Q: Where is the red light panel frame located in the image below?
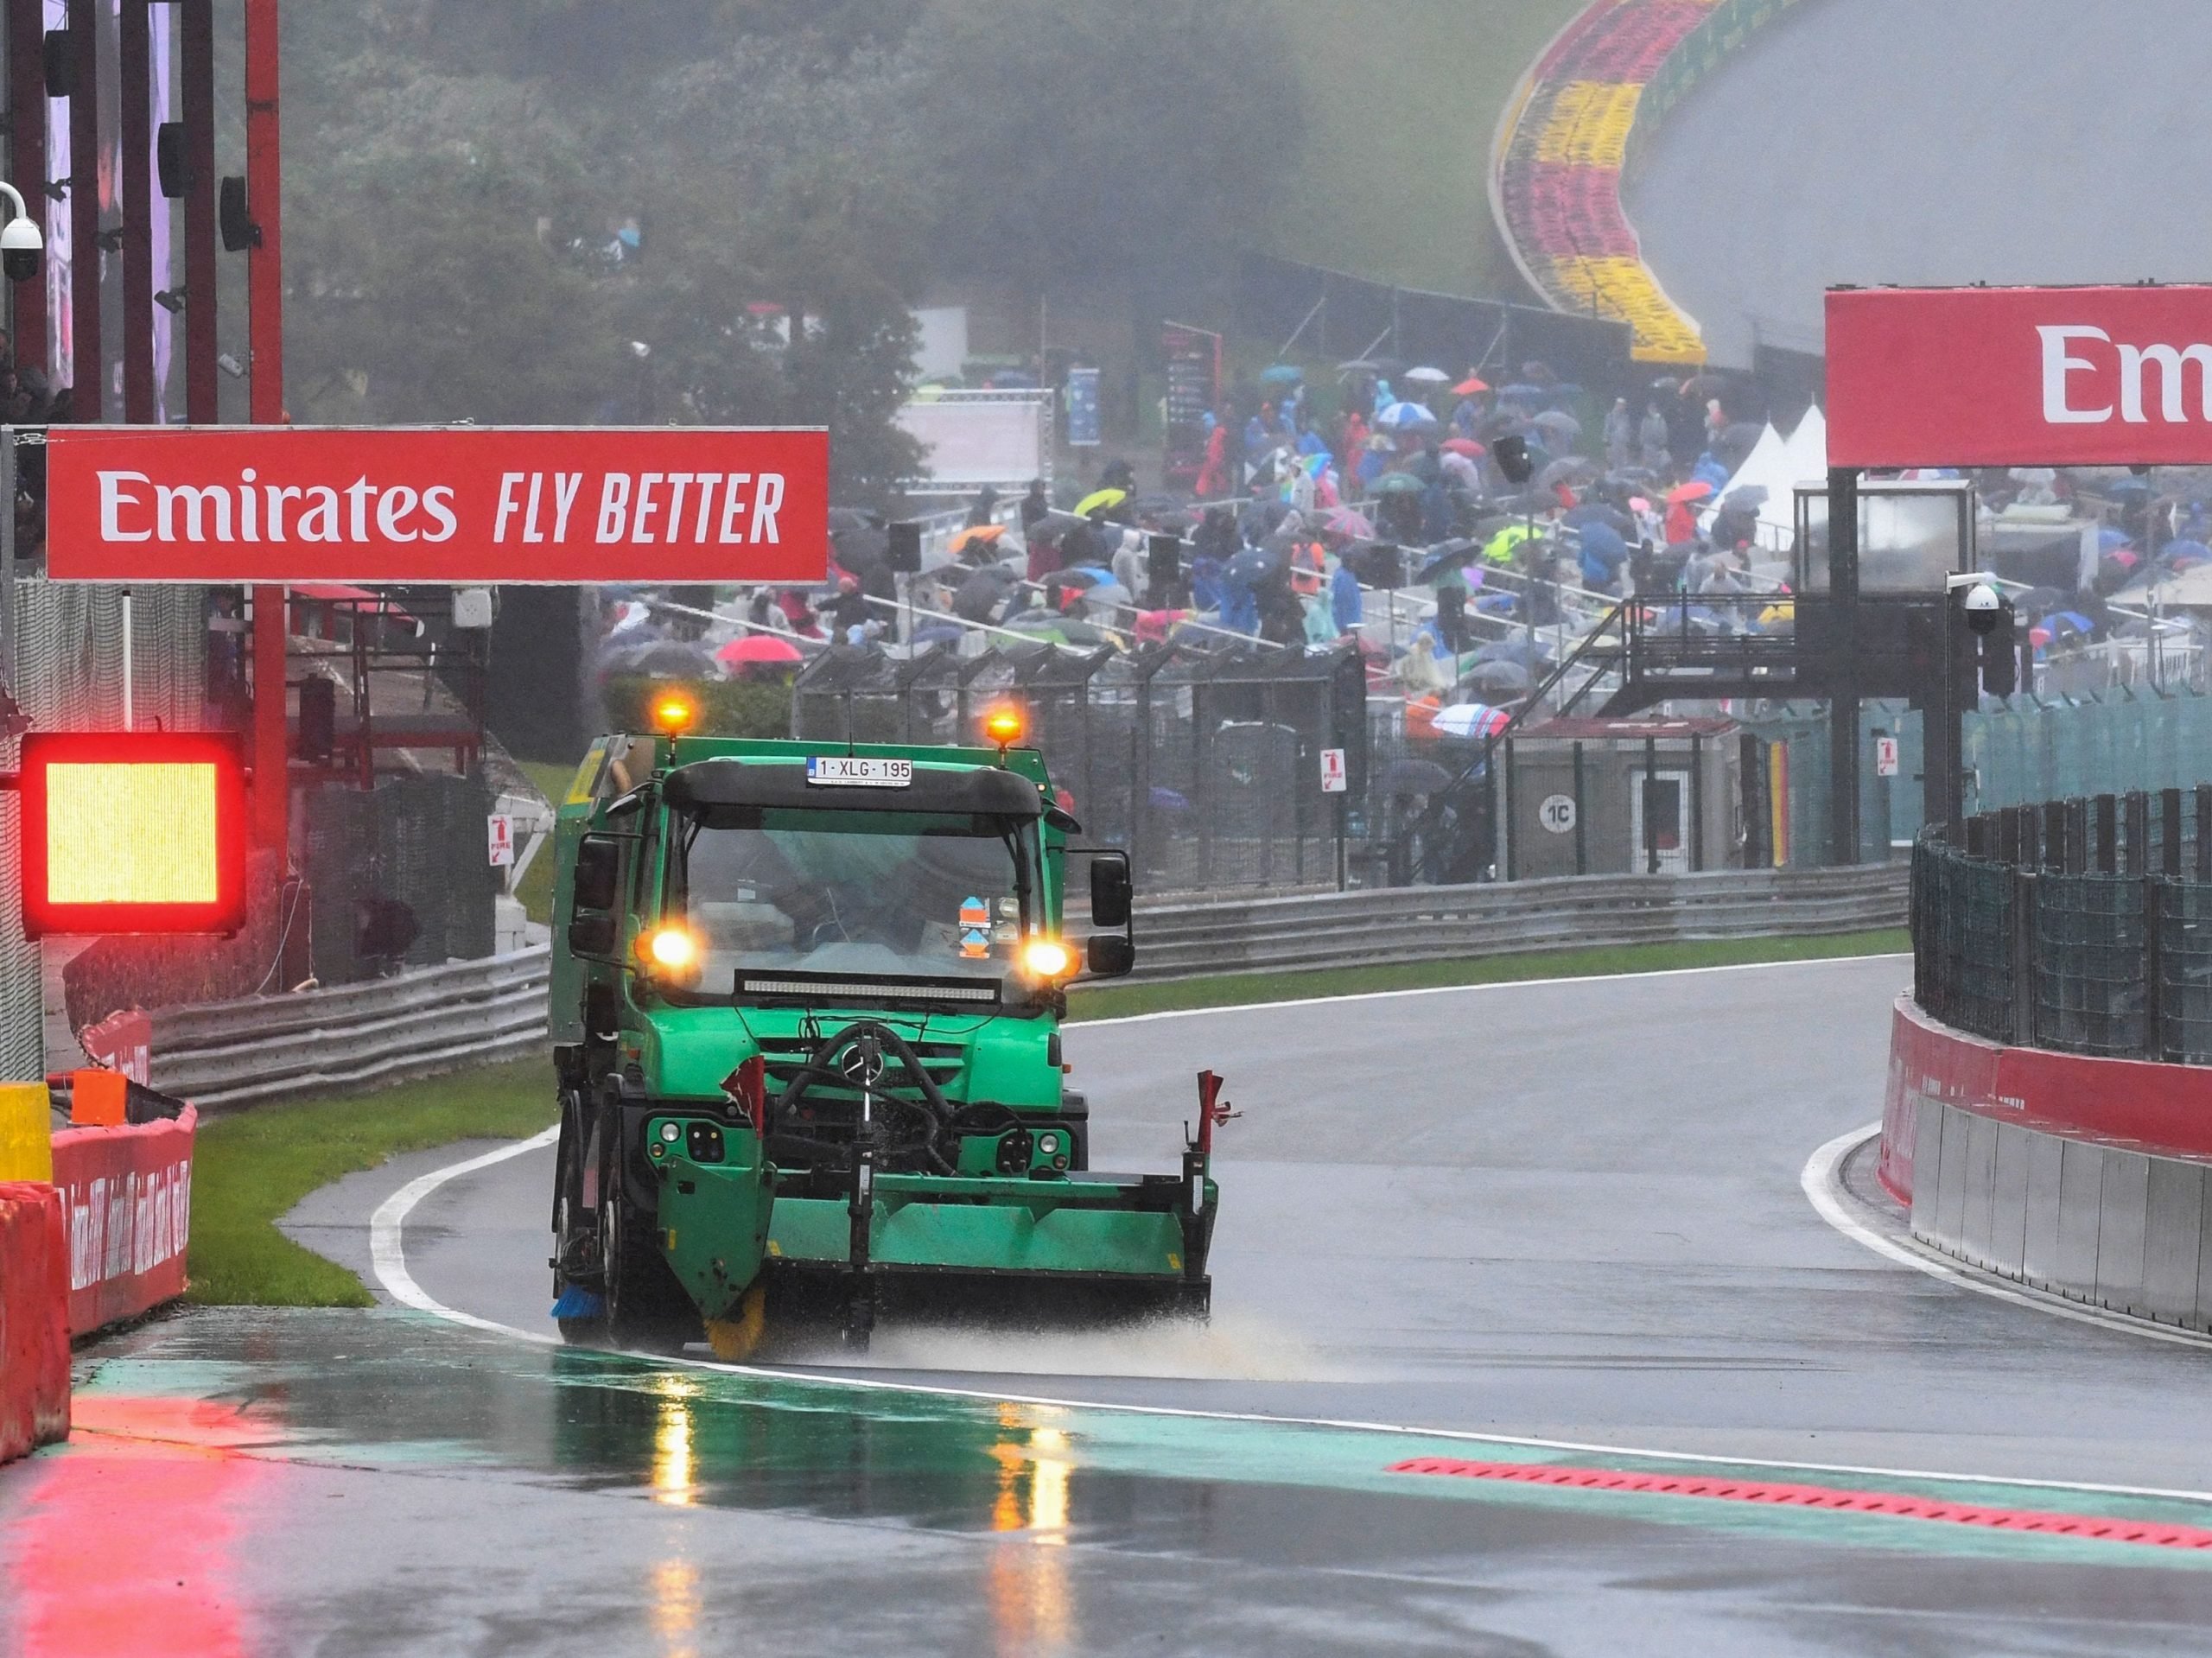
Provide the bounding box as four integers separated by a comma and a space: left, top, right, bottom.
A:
19, 731, 249, 938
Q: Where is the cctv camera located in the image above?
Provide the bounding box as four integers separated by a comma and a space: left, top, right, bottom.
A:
2, 215, 42, 283
1962, 581, 2002, 635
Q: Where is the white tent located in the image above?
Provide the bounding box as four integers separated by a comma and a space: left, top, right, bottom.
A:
1704, 422, 1794, 545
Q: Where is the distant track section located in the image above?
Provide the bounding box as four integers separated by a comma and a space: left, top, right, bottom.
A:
1492, 0, 1808, 365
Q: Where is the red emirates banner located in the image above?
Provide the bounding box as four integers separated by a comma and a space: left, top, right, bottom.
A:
1829, 285, 2212, 468
44, 425, 830, 582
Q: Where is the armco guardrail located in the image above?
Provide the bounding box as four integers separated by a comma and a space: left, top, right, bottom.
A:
1128, 863, 1907, 980
149, 947, 550, 1110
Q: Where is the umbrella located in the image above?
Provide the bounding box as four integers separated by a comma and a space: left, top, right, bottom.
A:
1441, 438, 1487, 459
1376, 401, 1439, 431
1452, 377, 1490, 397
1465, 659, 1533, 694
1402, 365, 1452, 384
953, 567, 1019, 621
1532, 410, 1582, 443
1080, 581, 1134, 609
715, 634, 804, 668
1414, 539, 1478, 583
1259, 364, 1305, 385
1323, 507, 1375, 540
1055, 566, 1111, 588
1563, 503, 1634, 537
2162, 539, 2212, 564
1373, 472, 1426, 496
1719, 486, 1770, 514
949, 523, 1005, 556
1471, 637, 1542, 667
1075, 487, 1128, 518
2107, 548, 2141, 569
1497, 383, 1547, 407
1382, 758, 1454, 794
1225, 549, 1281, 587
2048, 610, 2094, 636
1537, 456, 1599, 489
1430, 702, 1511, 740
1665, 480, 1715, 505
604, 640, 718, 679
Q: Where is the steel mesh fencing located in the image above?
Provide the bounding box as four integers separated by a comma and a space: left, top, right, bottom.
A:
0, 578, 209, 1081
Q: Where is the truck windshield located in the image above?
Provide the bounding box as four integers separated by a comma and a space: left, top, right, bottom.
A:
672, 809, 1035, 982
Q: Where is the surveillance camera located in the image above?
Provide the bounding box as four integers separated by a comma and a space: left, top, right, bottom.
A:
1, 214, 42, 283
1962, 581, 2002, 634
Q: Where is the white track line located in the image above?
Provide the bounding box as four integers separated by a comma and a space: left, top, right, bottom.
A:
1073, 949, 1909, 1027
1801, 1121, 2212, 1352
370, 1126, 560, 1344
372, 1117, 2212, 1509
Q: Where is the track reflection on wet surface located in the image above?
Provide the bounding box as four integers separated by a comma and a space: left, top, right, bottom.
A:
9, 1308, 2212, 1657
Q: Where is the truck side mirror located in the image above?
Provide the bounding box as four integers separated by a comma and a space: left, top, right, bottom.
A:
567, 913, 617, 957
573, 835, 620, 913
1086, 934, 1135, 978
1090, 860, 1132, 930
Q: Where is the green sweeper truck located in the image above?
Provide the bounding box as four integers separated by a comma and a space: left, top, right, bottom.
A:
543, 700, 1230, 1358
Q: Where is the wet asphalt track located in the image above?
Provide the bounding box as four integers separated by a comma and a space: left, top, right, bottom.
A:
1622, 0, 2212, 368
17, 955, 2212, 1656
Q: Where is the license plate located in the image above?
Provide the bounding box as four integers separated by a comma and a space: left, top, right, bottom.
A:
805, 756, 913, 789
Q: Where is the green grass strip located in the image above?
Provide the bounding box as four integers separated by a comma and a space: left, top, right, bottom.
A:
1067, 929, 1910, 1020
187, 1058, 558, 1307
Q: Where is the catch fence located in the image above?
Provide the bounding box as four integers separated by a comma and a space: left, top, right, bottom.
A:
1914, 788, 2212, 1064
0, 577, 208, 1082
792, 640, 1374, 894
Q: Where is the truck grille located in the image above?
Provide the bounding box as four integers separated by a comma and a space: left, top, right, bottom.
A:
755, 1036, 968, 1102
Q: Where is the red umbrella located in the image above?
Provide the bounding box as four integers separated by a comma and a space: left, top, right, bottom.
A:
1441, 438, 1487, 459
715, 634, 804, 668
1452, 377, 1490, 397
1664, 480, 1715, 505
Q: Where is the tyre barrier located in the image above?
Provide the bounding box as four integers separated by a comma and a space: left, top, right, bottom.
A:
0, 1181, 70, 1465
1882, 996, 2212, 1331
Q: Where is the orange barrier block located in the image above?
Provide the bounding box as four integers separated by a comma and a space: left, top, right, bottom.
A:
69, 1069, 127, 1128
0, 1181, 72, 1464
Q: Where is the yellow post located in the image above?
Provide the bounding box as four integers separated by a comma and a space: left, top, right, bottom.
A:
0, 1082, 54, 1183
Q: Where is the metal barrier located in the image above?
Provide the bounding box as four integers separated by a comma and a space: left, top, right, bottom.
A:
150, 947, 550, 1110
1912, 787, 2212, 1064
148, 861, 1903, 1106
1127, 862, 1905, 980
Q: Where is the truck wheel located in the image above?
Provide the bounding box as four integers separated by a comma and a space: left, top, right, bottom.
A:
601, 1178, 701, 1355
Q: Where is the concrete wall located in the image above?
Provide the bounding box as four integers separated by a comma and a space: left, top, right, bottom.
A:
1884, 994, 2212, 1331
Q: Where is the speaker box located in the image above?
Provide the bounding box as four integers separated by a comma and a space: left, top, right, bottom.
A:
1146, 533, 1181, 592
887, 521, 924, 574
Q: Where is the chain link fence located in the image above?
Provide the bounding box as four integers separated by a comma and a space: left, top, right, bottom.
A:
0, 579, 210, 1081
1915, 786, 2212, 1064
792, 640, 1370, 894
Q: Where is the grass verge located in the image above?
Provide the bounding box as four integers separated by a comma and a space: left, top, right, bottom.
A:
1067, 928, 1910, 1021
1266, 0, 1586, 298
186, 1058, 558, 1307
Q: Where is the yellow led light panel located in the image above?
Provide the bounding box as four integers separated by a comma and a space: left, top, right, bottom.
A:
44, 761, 221, 905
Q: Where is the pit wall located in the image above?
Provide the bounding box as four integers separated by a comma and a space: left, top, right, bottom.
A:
1491, 0, 1808, 365
1882, 998, 2212, 1331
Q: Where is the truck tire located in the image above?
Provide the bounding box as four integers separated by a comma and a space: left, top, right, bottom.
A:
600, 1173, 700, 1355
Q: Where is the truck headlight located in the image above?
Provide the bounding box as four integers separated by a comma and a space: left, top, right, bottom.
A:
1022, 938, 1072, 980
